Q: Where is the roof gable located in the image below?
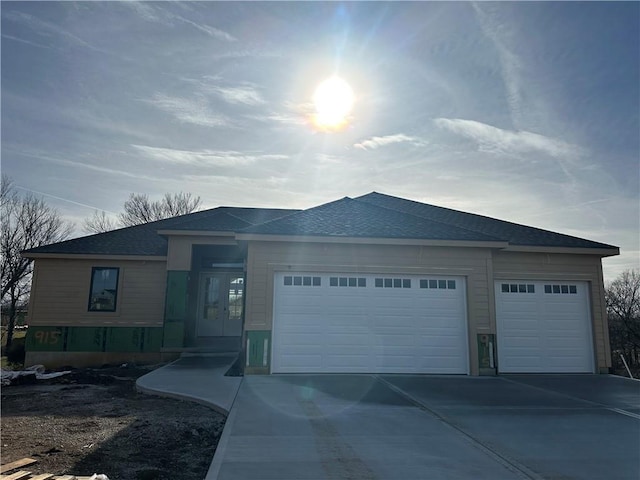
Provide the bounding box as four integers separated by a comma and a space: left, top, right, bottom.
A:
240, 197, 502, 242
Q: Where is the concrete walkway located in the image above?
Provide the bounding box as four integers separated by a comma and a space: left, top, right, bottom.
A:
136, 354, 242, 415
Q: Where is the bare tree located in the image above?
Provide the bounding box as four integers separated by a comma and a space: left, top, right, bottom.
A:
1, 176, 73, 350
82, 192, 202, 233
118, 192, 202, 227
606, 270, 640, 374
83, 210, 119, 235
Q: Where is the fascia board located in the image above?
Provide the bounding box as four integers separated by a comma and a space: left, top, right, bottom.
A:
235, 233, 508, 249
503, 245, 620, 257
21, 253, 168, 261
157, 229, 236, 237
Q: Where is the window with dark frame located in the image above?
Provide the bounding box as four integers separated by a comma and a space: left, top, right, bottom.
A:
420, 279, 456, 289
88, 267, 119, 312
502, 283, 535, 294
285, 275, 321, 287
544, 284, 578, 295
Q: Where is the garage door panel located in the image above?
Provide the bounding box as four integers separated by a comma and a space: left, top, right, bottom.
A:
496, 280, 593, 373
324, 315, 369, 327
325, 333, 370, 345
416, 336, 467, 348
373, 338, 416, 351
273, 273, 468, 374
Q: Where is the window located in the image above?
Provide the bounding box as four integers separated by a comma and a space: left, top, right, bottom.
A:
375, 278, 411, 288
284, 276, 321, 287
88, 267, 119, 312
331, 276, 366, 287
421, 279, 456, 290
502, 283, 534, 294
544, 284, 578, 295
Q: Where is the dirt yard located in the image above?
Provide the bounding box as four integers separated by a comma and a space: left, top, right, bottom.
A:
1, 365, 227, 480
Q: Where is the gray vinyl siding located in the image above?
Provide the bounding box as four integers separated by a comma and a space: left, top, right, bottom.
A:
492, 251, 610, 371
28, 258, 167, 327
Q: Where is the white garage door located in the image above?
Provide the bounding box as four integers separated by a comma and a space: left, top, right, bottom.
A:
272, 273, 468, 374
495, 281, 594, 373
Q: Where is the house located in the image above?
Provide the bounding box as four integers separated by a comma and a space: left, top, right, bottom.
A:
22, 192, 619, 375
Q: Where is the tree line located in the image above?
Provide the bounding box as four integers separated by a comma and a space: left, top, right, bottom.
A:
83, 192, 201, 234
606, 270, 640, 376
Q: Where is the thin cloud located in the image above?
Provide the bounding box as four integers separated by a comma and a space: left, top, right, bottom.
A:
3, 11, 106, 54
16, 150, 159, 181
210, 48, 284, 60
434, 118, 582, 158
132, 145, 288, 166
354, 134, 427, 150
14, 185, 118, 214
211, 85, 265, 106
472, 3, 525, 128
1, 33, 51, 49
176, 15, 237, 42
122, 2, 236, 42
145, 94, 230, 127
248, 113, 306, 126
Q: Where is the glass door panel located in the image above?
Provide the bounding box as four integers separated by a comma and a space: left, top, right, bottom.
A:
228, 277, 244, 321
197, 275, 223, 337
224, 276, 244, 336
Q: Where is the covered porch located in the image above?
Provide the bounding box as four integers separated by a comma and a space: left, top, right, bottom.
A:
162, 240, 247, 354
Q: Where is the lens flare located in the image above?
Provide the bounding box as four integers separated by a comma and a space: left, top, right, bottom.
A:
311, 76, 354, 131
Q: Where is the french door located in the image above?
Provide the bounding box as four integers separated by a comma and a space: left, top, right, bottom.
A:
197, 273, 244, 337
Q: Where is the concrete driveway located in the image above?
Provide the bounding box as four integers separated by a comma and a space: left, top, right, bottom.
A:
207, 374, 640, 480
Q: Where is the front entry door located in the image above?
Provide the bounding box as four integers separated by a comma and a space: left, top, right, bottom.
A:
197, 273, 244, 337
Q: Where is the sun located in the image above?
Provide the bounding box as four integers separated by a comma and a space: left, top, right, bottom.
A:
311, 76, 354, 131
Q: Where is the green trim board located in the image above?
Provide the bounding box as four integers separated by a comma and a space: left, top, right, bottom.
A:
162, 270, 189, 347
477, 333, 496, 369
26, 326, 164, 353
162, 321, 184, 348
165, 271, 189, 320
246, 330, 271, 368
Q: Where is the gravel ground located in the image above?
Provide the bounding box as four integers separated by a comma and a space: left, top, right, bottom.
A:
1, 365, 226, 480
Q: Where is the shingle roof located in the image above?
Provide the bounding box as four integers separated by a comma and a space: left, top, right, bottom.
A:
356, 192, 616, 250
240, 197, 502, 242
23, 207, 297, 256
163, 207, 296, 232
23, 192, 617, 257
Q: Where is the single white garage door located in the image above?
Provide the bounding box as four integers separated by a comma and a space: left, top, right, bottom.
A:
495, 281, 594, 373
272, 272, 468, 374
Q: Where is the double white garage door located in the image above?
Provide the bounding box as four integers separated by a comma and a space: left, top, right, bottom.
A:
271, 273, 594, 374
272, 272, 469, 374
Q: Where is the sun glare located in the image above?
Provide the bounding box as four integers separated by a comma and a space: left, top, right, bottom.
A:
312, 76, 354, 131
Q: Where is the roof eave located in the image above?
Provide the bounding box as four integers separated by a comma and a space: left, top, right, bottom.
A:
22, 253, 168, 261
502, 245, 620, 257
157, 229, 237, 237
235, 233, 508, 248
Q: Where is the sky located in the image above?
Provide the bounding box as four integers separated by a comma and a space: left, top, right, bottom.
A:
1, 1, 638, 281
